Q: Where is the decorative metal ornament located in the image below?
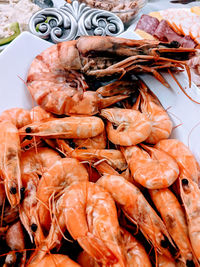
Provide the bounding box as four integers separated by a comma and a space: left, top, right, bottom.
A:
29, 0, 124, 43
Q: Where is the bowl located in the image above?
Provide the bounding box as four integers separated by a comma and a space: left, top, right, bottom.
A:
78, 0, 148, 24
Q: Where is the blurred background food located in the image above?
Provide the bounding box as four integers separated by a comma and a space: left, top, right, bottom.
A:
78, 0, 148, 24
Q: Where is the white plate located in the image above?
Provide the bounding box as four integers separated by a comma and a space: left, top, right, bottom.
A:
1, 31, 200, 163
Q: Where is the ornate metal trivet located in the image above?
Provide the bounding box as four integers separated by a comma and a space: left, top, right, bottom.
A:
29, 0, 124, 43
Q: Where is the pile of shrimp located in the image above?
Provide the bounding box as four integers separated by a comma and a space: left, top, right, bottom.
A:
0, 36, 200, 267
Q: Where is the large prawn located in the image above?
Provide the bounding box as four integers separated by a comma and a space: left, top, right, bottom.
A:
97, 174, 174, 259
27, 36, 195, 115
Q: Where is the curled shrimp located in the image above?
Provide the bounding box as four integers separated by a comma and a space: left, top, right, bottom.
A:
97, 174, 174, 258
19, 116, 105, 139
135, 82, 173, 144
36, 158, 89, 234
122, 144, 179, 189
27, 36, 194, 115
19, 147, 61, 243
180, 177, 200, 264
27, 254, 81, 267
155, 139, 199, 184
63, 181, 126, 266
100, 108, 152, 146
0, 121, 22, 206
149, 188, 193, 263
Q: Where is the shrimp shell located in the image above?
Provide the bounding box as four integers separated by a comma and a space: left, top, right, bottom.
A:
149, 188, 193, 263
19, 116, 105, 139
97, 174, 174, 258
155, 139, 199, 184
122, 145, 179, 189
63, 181, 126, 266
101, 108, 152, 146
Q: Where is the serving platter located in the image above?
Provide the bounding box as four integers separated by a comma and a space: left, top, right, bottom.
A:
0, 30, 200, 163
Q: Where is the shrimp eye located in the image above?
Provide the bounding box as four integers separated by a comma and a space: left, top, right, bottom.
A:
25, 127, 32, 133
170, 41, 180, 48
186, 260, 195, 267
160, 239, 168, 248
38, 174, 42, 179
182, 178, 189, 186
10, 187, 17, 194
81, 147, 87, 150
68, 139, 76, 149
31, 223, 38, 232
20, 187, 25, 202
112, 124, 118, 130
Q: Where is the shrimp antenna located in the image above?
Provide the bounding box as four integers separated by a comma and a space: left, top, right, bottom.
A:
168, 69, 200, 104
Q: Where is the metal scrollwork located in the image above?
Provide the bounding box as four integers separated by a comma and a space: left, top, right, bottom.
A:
29, 0, 124, 43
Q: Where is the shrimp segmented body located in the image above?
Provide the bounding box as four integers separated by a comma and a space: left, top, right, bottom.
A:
19, 147, 61, 243
155, 139, 199, 184
36, 158, 89, 233
97, 174, 174, 258
122, 144, 179, 189
0, 121, 22, 206
136, 82, 173, 144
180, 177, 200, 263
101, 108, 152, 146
63, 181, 126, 266
27, 36, 195, 115
149, 188, 193, 263
19, 116, 105, 139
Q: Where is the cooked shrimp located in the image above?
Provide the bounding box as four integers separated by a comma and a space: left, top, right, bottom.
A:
97, 174, 174, 258
155, 139, 199, 184
0, 121, 22, 206
36, 158, 89, 233
136, 82, 173, 144
19, 147, 61, 243
63, 181, 126, 266
27, 36, 194, 115
100, 108, 151, 146
149, 188, 193, 263
0, 108, 31, 129
122, 144, 179, 189
179, 177, 200, 264
27, 254, 81, 267
19, 116, 105, 139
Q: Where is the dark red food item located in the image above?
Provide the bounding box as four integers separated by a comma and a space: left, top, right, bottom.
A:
154, 20, 182, 42
135, 14, 160, 35
135, 15, 196, 48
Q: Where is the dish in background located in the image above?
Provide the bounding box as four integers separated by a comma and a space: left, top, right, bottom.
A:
77, 0, 148, 24
0, 31, 200, 163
